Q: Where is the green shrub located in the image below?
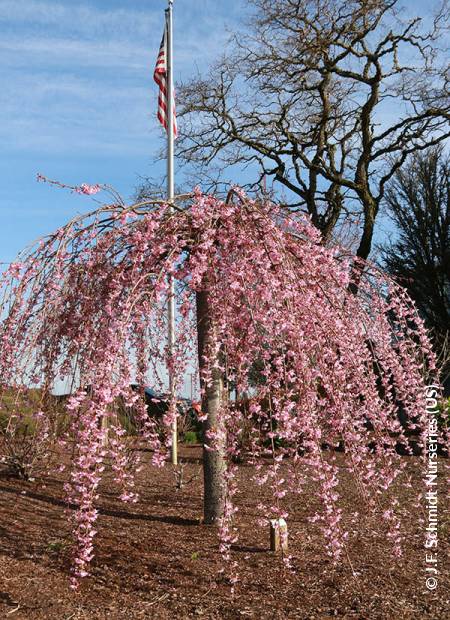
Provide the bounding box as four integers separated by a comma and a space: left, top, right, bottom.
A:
183, 431, 198, 444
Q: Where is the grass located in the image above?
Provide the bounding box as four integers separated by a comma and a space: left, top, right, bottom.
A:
183, 431, 199, 444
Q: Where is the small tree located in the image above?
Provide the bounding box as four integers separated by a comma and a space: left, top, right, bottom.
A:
0, 181, 443, 587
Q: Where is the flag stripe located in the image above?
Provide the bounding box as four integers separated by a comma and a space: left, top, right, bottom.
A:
153, 28, 177, 136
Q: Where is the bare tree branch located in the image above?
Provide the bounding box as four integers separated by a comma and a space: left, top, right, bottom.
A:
176, 0, 450, 259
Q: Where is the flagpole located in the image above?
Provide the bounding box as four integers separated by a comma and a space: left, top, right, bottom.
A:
166, 0, 177, 465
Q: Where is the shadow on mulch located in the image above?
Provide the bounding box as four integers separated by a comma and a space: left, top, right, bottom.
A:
0, 483, 199, 526
231, 544, 266, 554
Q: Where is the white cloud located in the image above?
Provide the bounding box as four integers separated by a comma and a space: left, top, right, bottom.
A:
0, 0, 159, 39
0, 0, 236, 62
0, 36, 150, 70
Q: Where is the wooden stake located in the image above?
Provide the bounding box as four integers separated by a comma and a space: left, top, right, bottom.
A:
101, 414, 109, 447
270, 518, 288, 553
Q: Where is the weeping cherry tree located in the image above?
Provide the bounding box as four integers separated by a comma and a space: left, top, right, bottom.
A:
0, 179, 444, 587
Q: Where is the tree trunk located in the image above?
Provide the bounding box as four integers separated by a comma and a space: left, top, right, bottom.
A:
196, 289, 226, 524
349, 198, 377, 295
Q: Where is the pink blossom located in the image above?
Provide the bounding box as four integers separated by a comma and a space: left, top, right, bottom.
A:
76, 183, 102, 195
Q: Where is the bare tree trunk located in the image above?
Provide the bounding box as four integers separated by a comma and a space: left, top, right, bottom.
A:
196, 289, 226, 524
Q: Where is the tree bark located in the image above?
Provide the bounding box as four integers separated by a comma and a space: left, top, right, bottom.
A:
196, 289, 226, 524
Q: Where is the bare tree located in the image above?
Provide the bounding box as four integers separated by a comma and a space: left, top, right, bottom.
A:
177, 0, 450, 262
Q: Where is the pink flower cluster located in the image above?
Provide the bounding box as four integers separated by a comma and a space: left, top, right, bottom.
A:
75, 183, 102, 196
36, 173, 102, 196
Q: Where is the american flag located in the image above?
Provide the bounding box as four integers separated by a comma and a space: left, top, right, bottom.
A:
153, 26, 177, 137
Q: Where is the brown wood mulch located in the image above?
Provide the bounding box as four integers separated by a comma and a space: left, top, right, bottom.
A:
0, 445, 448, 619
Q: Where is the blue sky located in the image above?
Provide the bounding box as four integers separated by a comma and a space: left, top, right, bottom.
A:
0, 0, 442, 264
0, 0, 243, 263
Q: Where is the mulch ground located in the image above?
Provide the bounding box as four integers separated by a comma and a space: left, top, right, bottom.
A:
0, 444, 448, 619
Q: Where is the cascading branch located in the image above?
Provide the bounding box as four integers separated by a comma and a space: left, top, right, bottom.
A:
0, 182, 444, 588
